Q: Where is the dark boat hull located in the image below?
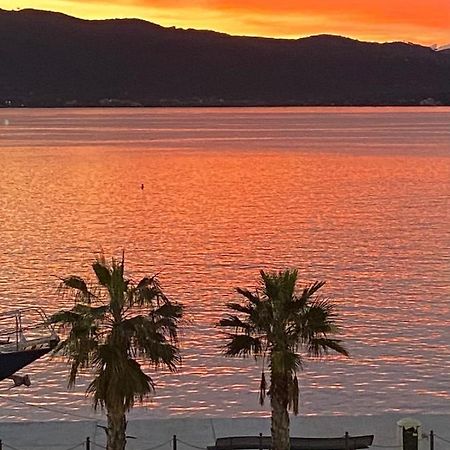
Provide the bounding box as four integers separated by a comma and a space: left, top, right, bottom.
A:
0, 348, 51, 380
207, 435, 375, 450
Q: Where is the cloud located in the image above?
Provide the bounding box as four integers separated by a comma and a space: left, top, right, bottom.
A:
91, 0, 450, 28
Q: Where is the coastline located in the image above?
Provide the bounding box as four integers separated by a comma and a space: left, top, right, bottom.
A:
1, 101, 448, 108
1, 414, 449, 449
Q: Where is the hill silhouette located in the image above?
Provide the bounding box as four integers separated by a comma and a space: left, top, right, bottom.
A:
1, 8, 449, 106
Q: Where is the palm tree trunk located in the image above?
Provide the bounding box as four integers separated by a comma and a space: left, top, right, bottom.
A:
270, 374, 290, 450
106, 409, 127, 450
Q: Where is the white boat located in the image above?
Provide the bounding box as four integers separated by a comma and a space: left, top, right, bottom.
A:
0, 307, 59, 381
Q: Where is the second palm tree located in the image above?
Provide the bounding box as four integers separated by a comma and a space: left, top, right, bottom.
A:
219, 269, 349, 450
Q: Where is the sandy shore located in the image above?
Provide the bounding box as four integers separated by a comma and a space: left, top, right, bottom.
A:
0, 414, 448, 450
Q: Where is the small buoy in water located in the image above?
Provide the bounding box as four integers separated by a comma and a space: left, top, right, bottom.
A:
3, 119, 9, 126
141, 183, 144, 190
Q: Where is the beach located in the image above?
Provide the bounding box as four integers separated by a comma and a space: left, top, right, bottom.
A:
1, 415, 449, 449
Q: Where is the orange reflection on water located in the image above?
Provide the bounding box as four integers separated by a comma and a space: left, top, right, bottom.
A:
0, 107, 449, 419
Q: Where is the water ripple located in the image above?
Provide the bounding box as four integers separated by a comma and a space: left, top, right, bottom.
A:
0, 107, 449, 420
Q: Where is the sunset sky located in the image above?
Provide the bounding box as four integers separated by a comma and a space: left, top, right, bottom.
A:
2, 0, 450, 46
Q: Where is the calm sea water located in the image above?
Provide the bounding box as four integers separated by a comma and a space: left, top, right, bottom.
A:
0, 107, 449, 421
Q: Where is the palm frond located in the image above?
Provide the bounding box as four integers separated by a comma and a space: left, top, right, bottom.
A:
279, 269, 298, 301
92, 261, 112, 288
121, 315, 181, 370
235, 288, 260, 305
296, 298, 338, 339
142, 339, 181, 371
298, 281, 326, 305
218, 315, 252, 332
259, 371, 267, 405
136, 276, 156, 290
107, 259, 128, 315
49, 310, 82, 325
87, 344, 154, 411
60, 276, 89, 293
225, 302, 254, 315
50, 305, 109, 331
307, 337, 349, 358
54, 328, 100, 387
154, 303, 183, 321
59, 276, 95, 303
71, 303, 110, 319
288, 374, 299, 415
223, 334, 263, 358
133, 276, 168, 304
310, 296, 336, 316
127, 302, 182, 340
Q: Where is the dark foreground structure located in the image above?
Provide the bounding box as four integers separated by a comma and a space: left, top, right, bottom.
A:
0, 8, 449, 107
0, 348, 52, 380
207, 434, 374, 450
0, 308, 58, 381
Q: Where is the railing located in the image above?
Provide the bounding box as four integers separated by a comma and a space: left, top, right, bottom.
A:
0, 307, 57, 352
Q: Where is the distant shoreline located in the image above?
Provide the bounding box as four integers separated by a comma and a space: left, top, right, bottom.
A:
1, 102, 448, 109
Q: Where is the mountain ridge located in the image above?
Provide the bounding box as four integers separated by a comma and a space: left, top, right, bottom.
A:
0, 8, 449, 106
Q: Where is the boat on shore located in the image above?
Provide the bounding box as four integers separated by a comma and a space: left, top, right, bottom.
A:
0, 307, 59, 381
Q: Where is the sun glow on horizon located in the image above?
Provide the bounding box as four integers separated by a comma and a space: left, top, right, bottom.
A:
2, 0, 449, 46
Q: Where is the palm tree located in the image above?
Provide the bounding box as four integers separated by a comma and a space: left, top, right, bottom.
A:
50, 254, 182, 450
218, 269, 348, 450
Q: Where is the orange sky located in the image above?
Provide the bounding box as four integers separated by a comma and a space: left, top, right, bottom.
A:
3, 0, 450, 46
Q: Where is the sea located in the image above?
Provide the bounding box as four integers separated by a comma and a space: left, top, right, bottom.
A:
0, 107, 449, 421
